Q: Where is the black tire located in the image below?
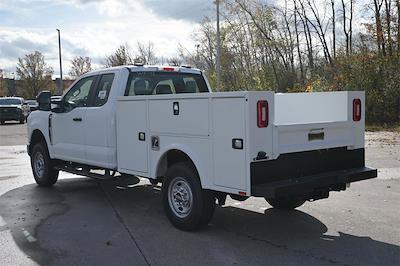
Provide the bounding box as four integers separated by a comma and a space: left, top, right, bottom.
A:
31, 142, 59, 187
162, 162, 215, 231
265, 197, 305, 210
0, 120, 5, 125
20, 119, 25, 124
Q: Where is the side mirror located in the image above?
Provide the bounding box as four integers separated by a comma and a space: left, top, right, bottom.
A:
36, 91, 51, 111
51, 97, 64, 113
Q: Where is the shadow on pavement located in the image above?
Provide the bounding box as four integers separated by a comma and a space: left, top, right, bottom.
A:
0, 177, 398, 266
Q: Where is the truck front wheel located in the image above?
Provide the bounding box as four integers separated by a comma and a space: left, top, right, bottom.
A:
31, 142, 59, 187
162, 162, 215, 231
265, 197, 305, 210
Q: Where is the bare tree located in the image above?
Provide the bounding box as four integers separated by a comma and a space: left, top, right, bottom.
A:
167, 57, 183, 66
137, 41, 157, 65
384, 0, 393, 55
397, 0, 400, 54
69, 56, 92, 79
396, 0, 400, 56
16, 51, 54, 98
105, 44, 133, 67
305, 0, 333, 64
331, 0, 336, 59
297, 0, 314, 70
342, 0, 350, 55
374, 0, 385, 55
294, 0, 305, 81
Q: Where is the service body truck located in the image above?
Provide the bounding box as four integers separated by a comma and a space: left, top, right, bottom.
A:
27, 65, 377, 230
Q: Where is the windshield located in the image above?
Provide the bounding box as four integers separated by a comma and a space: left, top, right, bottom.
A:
125, 72, 209, 96
0, 98, 22, 105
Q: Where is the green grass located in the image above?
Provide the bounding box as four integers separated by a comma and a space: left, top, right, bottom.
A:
365, 123, 400, 132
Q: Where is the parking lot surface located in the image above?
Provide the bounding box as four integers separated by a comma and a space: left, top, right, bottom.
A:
0, 123, 399, 265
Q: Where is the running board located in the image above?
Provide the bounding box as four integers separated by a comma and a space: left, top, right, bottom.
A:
54, 165, 115, 180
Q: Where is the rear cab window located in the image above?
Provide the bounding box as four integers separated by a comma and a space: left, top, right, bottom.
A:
124, 71, 209, 96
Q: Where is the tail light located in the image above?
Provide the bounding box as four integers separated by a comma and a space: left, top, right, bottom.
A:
353, 99, 361, 121
257, 100, 269, 128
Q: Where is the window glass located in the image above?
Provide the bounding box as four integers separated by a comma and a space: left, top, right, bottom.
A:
125, 72, 208, 96
0, 98, 22, 105
63, 76, 96, 111
93, 74, 115, 106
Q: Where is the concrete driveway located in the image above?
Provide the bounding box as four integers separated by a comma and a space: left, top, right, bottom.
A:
0, 123, 399, 265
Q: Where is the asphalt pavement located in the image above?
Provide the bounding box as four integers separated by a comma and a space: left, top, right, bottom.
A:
0, 123, 399, 266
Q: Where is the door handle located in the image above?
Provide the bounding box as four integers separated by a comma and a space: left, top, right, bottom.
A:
73, 117, 82, 122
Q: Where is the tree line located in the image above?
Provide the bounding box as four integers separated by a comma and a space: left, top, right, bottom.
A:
180, 0, 399, 124
2, 0, 398, 124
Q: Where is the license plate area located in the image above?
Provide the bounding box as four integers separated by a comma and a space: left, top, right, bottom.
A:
308, 132, 324, 141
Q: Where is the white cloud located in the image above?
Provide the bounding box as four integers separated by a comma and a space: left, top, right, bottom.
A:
0, 0, 206, 77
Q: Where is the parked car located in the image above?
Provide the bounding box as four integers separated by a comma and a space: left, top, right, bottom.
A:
25, 99, 39, 112
27, 65, 377, 231
0, 97, 29, 124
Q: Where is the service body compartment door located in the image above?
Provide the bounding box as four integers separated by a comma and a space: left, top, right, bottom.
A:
117, 100, 148, 174
148, 98, 209, 136
212, 97, 247, 190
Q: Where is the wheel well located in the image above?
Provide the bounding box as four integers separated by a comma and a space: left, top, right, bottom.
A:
29, 130, 47, 155
156, 149, 199, 179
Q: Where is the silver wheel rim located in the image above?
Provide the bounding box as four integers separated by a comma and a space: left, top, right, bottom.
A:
168, 177, 193, 218
34, 151, 45, 178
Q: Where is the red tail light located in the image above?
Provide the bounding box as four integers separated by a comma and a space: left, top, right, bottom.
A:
257, 100, 269, 128
353, 99, 361, 121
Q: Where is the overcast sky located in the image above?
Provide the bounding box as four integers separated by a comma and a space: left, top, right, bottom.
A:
0, 0, 370, 78
0, 0, 214, 77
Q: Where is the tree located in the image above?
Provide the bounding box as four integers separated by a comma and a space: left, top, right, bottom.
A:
331, 0, 336, 59
105, 44, 133, 67
374, 0, 385, 55
136, 41, 157, 65
16, 51, 54, 99
69, 56, 92, 79
167, 57, 183, 66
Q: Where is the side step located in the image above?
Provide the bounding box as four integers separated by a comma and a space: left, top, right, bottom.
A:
54, 165, 116, 180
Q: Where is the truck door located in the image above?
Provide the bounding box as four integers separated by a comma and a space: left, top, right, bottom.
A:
116, 78, 149, 174
52, 75, 97, 163
83, 73, 116, 169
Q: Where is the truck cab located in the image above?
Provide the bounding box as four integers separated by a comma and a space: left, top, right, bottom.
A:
27, 65, 377, 231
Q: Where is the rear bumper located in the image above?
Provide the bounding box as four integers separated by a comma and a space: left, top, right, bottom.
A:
251, 167, 377, 198
250, 147, 377, 199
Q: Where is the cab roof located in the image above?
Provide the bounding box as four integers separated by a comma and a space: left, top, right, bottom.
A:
87, 65, 202, 75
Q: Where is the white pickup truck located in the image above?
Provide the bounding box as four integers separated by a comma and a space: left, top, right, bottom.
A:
27, 65, 377, 230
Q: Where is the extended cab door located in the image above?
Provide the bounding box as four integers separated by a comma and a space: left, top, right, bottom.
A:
51, 75, 97, 163
83, 73, 116, 169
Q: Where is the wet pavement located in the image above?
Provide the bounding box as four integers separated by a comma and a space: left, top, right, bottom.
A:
0, 124, 399, 266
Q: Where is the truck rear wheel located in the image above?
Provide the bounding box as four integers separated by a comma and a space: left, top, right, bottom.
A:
31, 142, 59, 187
265, 197, 305, 210
162, 162, 215, 231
